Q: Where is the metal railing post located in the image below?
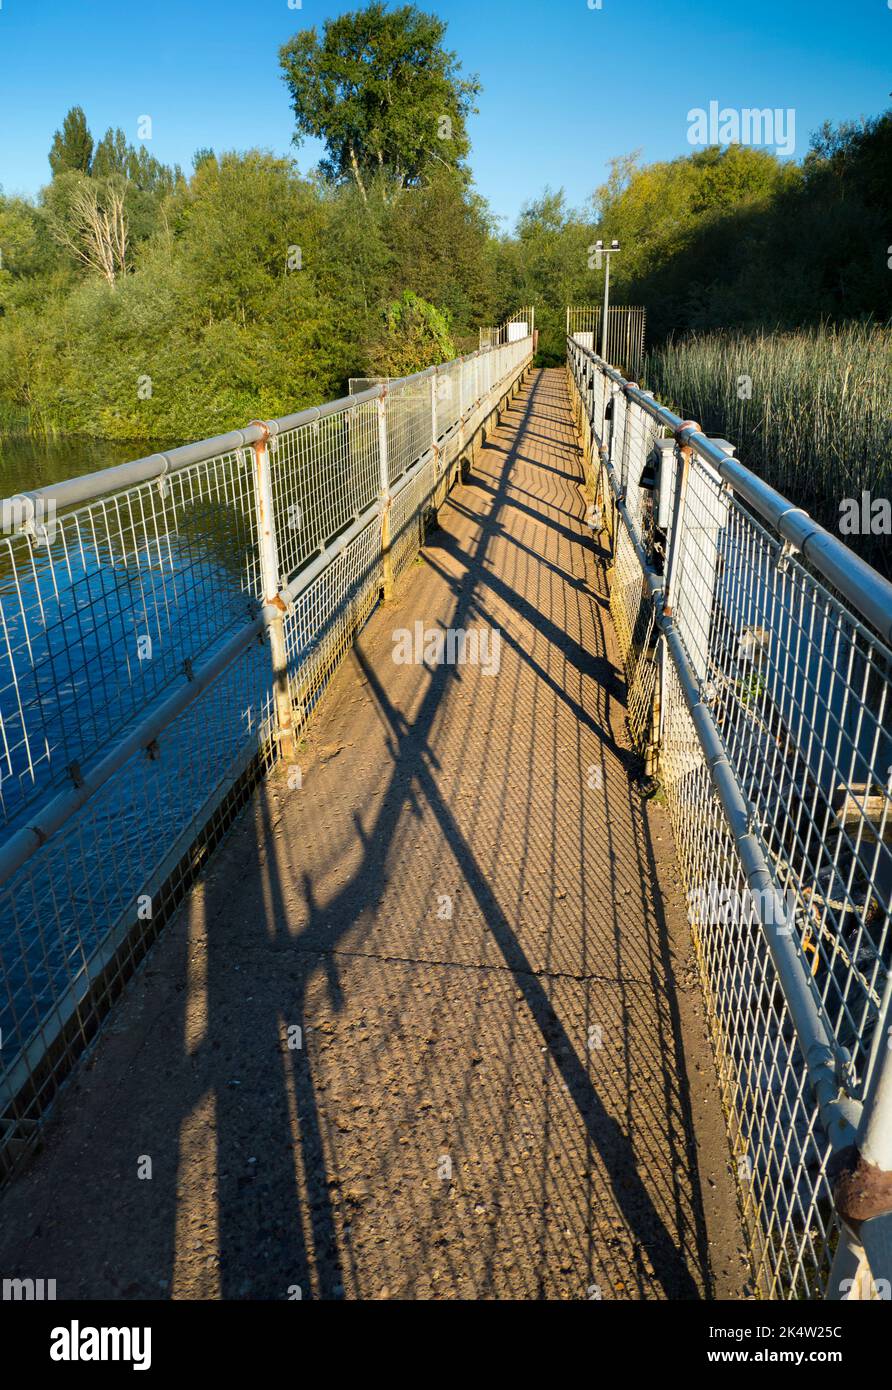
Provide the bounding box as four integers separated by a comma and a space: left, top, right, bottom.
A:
250, 422, 295, 763
827, 1221, 869, 1298
661, 420, 700, 619
606, 380, 620, 470
830, 973, 892, 1295
431, 367, 439, 453
377, 390, 394, 602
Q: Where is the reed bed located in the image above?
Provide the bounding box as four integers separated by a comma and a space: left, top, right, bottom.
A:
644, 323, 892, 577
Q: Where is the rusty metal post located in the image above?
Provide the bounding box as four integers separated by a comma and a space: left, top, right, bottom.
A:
642, 635, 665, 782
250, 423, 295, 762
431, 368, 439, 452
377, 390, 394, 602
430, 368, 442, 525
830, 973, 892, 1295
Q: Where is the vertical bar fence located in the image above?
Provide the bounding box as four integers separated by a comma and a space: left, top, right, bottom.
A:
567, 305, 646, 379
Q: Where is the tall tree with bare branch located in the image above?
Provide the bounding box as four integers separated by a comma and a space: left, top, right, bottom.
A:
49, 178, 129, 285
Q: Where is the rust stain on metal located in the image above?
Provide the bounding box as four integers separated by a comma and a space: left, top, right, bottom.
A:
831, 1145, 892, 1224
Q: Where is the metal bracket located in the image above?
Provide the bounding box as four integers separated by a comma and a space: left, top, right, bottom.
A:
777, 538, 800, 573
835, 1047, 857, 1092
274, 586, 294, 616
154, 454, 170, 500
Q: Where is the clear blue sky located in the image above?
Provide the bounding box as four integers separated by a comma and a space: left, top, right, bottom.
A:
0, 0, 888, 227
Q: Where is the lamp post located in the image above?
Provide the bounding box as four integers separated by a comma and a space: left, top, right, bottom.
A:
594, 239, 620, 361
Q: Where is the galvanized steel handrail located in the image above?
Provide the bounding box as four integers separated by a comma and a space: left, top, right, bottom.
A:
0, 434, 438, 893
568, 331, 892, 1299
1, 341, 514, 525
0, 329, 534, 1178
581, 343, 862, 1154
576, 341, 892, 646
0, 342, 534, 895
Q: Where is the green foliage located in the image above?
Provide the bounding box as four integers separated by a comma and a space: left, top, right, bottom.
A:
280, 2, 479, 199
366, 290, 454, 375
644, 322, 892, 576
3, 76, 890, 459
0, 148, 488, 439
592, 116, 892, 338
48, 107, 94, 177
0, 197, 45, 292
91, 127, 182, 197
493, 189, 596, 362
380, 169, 497, 327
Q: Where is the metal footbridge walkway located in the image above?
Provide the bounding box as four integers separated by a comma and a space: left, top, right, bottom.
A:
0, 324, 890, 1300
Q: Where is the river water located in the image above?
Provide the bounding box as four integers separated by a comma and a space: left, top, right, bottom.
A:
0, 435, 169, 500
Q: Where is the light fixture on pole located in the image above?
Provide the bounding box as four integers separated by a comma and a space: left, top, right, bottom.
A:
594, 239, 620, 361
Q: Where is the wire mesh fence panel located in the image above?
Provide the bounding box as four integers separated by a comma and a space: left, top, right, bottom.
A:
0, 635, 276, 1174
435, 363, 461, 442
567, 331, 892, 1300
386, 376, 433, 484
617, 392, 661, 547
270, 404, 380, 581
609, 524, 658, 753
0, 451, 258, 833
667, 453, 892, 1090
0, 331, 533, 1177
390, 457, 437, 583
284, 515, 382, 733
660, 657, 839, 1299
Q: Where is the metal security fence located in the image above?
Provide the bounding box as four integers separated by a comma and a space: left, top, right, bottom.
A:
479, 306, 535, 349
568, 333, 892, 1300
0, 332, 533, 1177
567, 305, 646, 380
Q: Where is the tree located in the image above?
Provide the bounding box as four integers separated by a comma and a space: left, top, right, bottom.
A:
0, 195, 46, 313
279, 2, 480, 203
192, 148, 217, 173
365, 290, 454, 375
495, 190, 597, 361
49, 106, 94, 177
91, 127, 181, 196
91, 127, 135, 182
47, 175, 128, 285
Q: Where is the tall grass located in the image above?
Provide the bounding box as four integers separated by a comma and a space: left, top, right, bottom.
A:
644, 323, 892, 577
